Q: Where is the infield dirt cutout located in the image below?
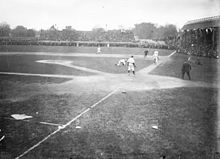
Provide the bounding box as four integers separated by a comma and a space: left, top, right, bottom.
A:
0, 52, 217, 95
33, 52, 218, 95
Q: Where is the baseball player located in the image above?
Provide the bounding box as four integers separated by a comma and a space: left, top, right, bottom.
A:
115, 58, 127, 66
97, 46, 101, 54
153, 50, 159, 64
144, 50, 149, 58
127, 56, 136, 76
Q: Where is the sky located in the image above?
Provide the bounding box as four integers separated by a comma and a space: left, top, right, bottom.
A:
0, 0, 219, 31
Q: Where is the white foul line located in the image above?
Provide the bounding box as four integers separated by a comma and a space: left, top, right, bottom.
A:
3, 117, 62, 127
15, 88, 119, 159
0, 72, 74, 79
39, 122, 62, 127
168, 50, 176, 57
0, 135, 5, 142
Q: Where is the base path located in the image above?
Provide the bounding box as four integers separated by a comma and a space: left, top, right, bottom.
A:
36, 60, 109, 75
41, 51, 218, 94
1, 51, 217, 93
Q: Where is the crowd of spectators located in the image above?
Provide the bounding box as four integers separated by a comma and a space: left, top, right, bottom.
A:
178, 43, 218, 58
0, 27, 176, 49
77, 30, 135, 42
0, 30, 172, 49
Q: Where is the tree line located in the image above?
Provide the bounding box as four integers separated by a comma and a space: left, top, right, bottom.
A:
0, 22, 178, 42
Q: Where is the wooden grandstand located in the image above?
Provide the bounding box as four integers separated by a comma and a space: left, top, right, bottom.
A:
180, 16, 220, 58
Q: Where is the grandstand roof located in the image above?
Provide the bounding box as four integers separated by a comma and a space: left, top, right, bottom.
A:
182, 15, 220, 30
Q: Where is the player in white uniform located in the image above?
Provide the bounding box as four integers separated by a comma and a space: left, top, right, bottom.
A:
97, 46, 101, 54
115, 59, 127, 66
153, 50, 159, 64
127, 56, 136, 76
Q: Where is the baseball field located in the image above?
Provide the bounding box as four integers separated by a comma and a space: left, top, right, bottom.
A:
0, 46, 218, 159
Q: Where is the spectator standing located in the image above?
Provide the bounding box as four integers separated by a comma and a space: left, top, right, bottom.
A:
196, 57, 202, 65
181, 60, 192, 80
160, 155, 166, 159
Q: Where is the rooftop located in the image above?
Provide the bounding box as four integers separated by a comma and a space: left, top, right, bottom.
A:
182, 15, 220, 30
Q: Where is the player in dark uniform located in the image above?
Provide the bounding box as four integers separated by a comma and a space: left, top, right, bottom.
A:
144, 50, 149, 58
181, 60, 192, 80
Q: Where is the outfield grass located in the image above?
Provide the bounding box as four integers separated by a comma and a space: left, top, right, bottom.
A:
0, 45, 173, 56
150, 53, 219, 84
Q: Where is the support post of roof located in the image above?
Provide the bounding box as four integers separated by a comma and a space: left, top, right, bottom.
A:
212, 28, 215, 51
196, 29, 199, 56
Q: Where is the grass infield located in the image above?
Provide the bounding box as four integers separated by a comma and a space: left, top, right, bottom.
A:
0, 55, 152, 74
0, 55, 94, 76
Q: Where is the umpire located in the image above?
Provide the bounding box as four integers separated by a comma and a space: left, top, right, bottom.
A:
181, 60, 191, 80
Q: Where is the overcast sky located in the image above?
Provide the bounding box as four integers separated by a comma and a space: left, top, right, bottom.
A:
0, 0, 219, 30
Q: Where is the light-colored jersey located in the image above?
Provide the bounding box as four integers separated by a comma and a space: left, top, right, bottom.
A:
97, 47, 101, 53
117, 59, 126, 66
153, 51, 159, 57
120, 59, 126, 63
127, 57, 135, 66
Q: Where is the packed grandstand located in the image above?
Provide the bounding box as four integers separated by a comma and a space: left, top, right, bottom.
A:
180, 15, 219, 58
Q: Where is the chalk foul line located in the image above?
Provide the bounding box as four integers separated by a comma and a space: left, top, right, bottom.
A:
15, 88, 119, 159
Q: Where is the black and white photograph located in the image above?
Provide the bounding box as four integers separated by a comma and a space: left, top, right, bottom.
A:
0, 0, 219, 158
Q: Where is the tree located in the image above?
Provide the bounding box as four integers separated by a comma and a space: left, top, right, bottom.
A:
133, 23, 156, 39
163, 24, 178, 40
11, 25, 28, 37
26, 29, 36, 37
91, 27, 105, 41
47, 25, 61, 40
11, 25, 36, 37
152, 26, 165, 40
61, 26, 79, 41
39, 29, 49, 40
0, 23, 11, 37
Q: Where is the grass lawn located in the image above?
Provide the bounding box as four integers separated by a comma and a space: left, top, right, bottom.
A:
0, 55, 94, 76
0, 45, 173, 56
0, 75, 70, 85
150, 53, 219, 84
0, 55, 152, 74
0, 92, 107, 158
17, 87, 217, 159
61, 56, 153, 74
0, 48, 218, 159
